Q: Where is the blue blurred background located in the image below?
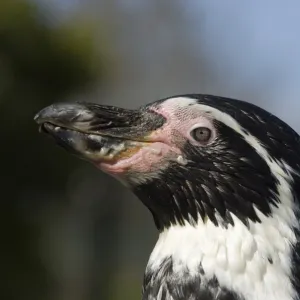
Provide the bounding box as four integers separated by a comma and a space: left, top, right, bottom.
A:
2, 1, 300, 299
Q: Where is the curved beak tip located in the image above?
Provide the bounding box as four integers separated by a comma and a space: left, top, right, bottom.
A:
34, 103, 86, 127
34, 105, 56, 125
34, 111, 42, 123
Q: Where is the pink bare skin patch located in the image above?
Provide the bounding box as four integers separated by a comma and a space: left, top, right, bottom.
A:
99, 141, 179, 176
148, 97, 216, 147
96, 97, 218, 183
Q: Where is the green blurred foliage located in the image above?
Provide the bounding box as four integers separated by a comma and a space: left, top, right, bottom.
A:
0, 1, 108, 299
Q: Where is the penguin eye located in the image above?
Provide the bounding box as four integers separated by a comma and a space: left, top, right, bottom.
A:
190, 127, 212, 144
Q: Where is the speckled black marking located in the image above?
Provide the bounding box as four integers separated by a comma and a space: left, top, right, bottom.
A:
268, 257, 273, 264
143, 257, 244, 300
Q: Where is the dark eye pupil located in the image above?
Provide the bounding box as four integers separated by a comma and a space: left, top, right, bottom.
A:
192, 127, 212, 143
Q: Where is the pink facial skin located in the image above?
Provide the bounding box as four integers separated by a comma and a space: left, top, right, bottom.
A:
99, 142, 180, 176
98, 97, 217, 182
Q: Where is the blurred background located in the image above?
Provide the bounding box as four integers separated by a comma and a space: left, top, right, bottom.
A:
2, 1, 300, 299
